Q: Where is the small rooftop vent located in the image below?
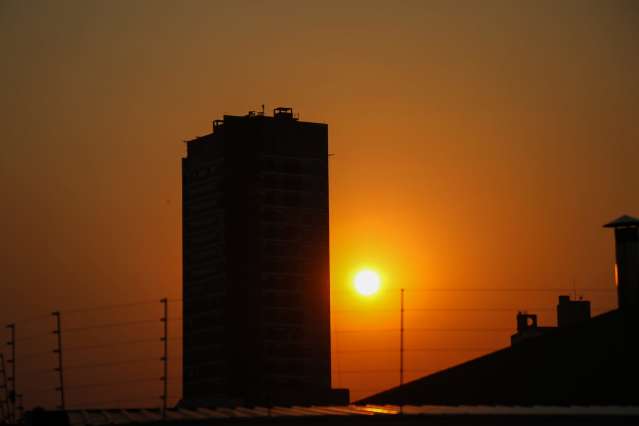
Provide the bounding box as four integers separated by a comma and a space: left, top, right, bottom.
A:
273, 107, 295, 119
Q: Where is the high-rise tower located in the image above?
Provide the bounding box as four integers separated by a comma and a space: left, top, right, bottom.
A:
181, 108, 347, 406
604, 215, 639, 310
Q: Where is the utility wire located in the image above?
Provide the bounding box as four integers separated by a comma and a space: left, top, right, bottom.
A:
65, 376, 179, 391
20, 351, 54, 361
334, 327, 512, 333
64, 338, 162, 353
10, 314, 53, 326
68, 394, 182, 409
339, 369, 449, 374
14, 332, 56, 343
18, 385, 55, 395
333, 287, 615, 294
334, 307, 556, 313
61, 300, 163, 315
63, 319, 160, 333
337, 347, 493, 353
20, 368, 57, 377
64, 358, 160, 371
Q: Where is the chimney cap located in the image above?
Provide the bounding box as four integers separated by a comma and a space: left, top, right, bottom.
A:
603, 214, 639, 228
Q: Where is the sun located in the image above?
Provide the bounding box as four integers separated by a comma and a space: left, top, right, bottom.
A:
354, 270, 381, 296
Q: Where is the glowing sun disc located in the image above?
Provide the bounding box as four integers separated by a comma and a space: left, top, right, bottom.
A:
354, 270, 381, 296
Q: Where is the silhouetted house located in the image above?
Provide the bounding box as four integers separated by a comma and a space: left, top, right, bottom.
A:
359, 215, 639, 406
181, 108, 347, 406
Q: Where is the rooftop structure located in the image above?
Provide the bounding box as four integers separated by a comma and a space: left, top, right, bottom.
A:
604, 214, 639, 310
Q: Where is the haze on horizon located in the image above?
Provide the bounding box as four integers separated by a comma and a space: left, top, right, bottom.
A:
1, 0, 638, 408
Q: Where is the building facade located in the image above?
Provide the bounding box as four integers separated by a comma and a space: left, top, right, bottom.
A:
181, 107, 347, 406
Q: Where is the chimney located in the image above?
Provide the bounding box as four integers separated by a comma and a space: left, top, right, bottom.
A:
557, 295, 591, 327
604, 215, 639, 311
516, 312, 537, 332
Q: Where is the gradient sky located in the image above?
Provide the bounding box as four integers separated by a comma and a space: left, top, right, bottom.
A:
1, 0, 638, 409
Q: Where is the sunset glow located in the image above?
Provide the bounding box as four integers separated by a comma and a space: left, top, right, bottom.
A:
1, 0, 636, 409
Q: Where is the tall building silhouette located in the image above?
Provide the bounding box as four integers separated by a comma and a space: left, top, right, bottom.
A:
604, 215, 639, 310
181, 107, 347, 406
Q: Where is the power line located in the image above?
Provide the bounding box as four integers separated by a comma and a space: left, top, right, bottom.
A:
68, 394, 182, 409
63, 338, 163, 353
65, 358, 160, 371
10, 314, 52, 326
63, 319, 160, 333
334, 327, 512, 333
16, 386, 54, 395
410, 327, 512, 332
337, 347, 494, 353
19, 368, 57, 377
65, 376, 178, 391
333, 287, 615, 294
20, 351, 53, 361
339, 369, 449, 374
14, 331, 55, 343
333, 307, 556, 313
61, 300, 163, 315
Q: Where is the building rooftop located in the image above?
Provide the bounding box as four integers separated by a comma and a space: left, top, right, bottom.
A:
603, 214, 639, 228
358, 309, 639, 407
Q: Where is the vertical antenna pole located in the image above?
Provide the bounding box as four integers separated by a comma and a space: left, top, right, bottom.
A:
0, 353, 8, 423
52, 311, 65, 410
6, 324, 15, 424
160, 298, 168, 420
400, 288, 404, 386
16, 393, 23, 421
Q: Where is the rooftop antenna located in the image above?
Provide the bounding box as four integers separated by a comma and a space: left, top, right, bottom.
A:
160, 298, 168, 420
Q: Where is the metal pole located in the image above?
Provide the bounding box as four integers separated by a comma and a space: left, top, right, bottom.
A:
160, 298, 168, 420
400, 288, 404, 386
6, 324, 15, 424
0, 353, 7, 423
16, 393, 23, 422
52, 311, 65, 410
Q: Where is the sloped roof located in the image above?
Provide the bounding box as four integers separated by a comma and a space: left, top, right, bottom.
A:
358, 309, 639, 406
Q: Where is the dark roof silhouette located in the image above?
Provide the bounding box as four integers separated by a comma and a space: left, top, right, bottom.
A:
357, 309, 639, 406
604, 214, 639, 228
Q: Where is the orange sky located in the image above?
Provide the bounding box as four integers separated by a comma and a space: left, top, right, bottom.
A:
1, 0, 638, 409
